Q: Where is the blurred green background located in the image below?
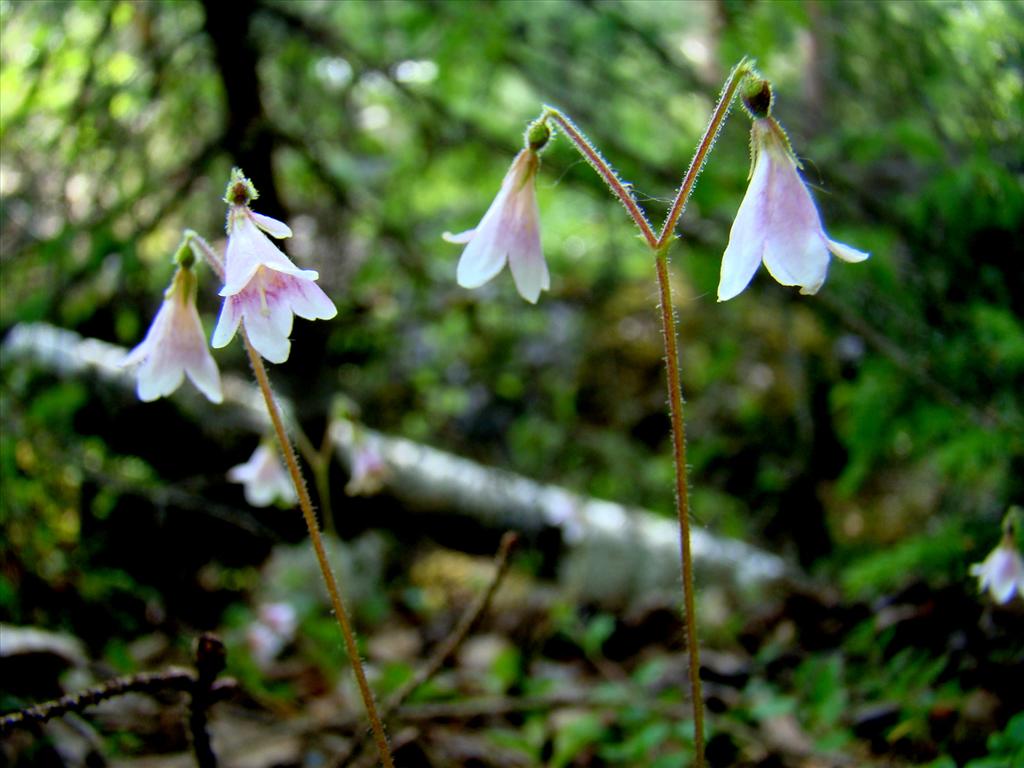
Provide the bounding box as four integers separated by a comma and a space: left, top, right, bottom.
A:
1, 0, 1023, 764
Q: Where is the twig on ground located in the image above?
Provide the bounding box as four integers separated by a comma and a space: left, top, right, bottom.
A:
188, 633, 227, 768
1, 632, 236, 768
339, 532, 519, 766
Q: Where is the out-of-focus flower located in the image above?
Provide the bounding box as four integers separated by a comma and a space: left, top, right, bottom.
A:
212, 171, 336, 363
122, 265, 222, 404
247, 601, 299, 667
444, 148, 549, 303
718, 92, 868, 301
258, 602, 298, 639
345, 440, 389, 496
228, 443, 298, 507
970, 534, 1024, 604
246, 623, 284, 667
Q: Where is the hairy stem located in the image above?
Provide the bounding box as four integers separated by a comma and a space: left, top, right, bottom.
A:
655, 247, 704, 766
656, 58, 753, 247
241, 331, 394, 768
540, 108, 657, 247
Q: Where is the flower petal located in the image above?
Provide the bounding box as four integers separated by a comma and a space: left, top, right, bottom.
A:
243, 302, 291, 364
136, 355, 185, 402
507, 179, 547, 303
760, 151, 830, 295
222, 213, 312, 296
250, 211, 292, 239
718, 149, 771, 301
287, 278, 338, 321
827, 238, 870, 263
212, 294, 243, 349
443, 229, 475, 244
185, 346, 223, 404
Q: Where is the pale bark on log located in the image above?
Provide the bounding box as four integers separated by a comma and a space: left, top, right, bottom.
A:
3, 322, 792, 604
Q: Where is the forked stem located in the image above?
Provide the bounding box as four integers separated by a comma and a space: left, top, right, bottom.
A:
241, 331, 394, 768
538, 59, 755, 768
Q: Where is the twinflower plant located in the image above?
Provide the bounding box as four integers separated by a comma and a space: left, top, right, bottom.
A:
122, 171, 396, 768
446, 59, 868, 768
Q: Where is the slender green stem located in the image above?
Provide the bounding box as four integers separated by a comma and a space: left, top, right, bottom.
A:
654, 246, 703, 766
241, 330, 394, 768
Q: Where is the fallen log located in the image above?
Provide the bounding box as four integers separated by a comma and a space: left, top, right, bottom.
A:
3, 322, 792, 603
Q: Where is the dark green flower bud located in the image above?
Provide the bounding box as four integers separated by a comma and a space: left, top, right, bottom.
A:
174, 237, 195, 269
742, 78, 772, 119
526, 119, 551, 151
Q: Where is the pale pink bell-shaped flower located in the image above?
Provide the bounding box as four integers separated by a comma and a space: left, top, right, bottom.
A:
258, 602, 298, 639
227, 443, 298, 507
444, 148, 549, 303
212, 192, 336, 363
718, 117, 869, 301
970, 535, 1024, 604
345, 441, 389, 496
121, 265, 223, 404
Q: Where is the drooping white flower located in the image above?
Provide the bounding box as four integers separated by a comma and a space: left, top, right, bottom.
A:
121, 265, 223, 404
718, 117, 869, 301
345, 440, 389, 496
970, 534, 1024, 604
212, 174, 336, 363
444, 148, 549, 303
227, 443, 298, 508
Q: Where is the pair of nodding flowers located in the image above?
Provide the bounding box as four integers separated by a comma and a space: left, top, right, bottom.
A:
444, 78, 869, 304
122, 172, 338, 508
122, 170, 337, 405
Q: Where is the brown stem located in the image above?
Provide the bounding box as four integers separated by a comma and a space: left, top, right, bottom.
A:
241, 329, 394, 768
541, 110, 657, 247
655, 247, 703, 767
386, 532, 518, 713
1, 672, 196, 734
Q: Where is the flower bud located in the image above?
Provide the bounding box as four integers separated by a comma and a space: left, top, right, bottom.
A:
526, 119, 551, 152
742, 78, 773, 119
174, 237, 195, 269
223, 168, 258, 207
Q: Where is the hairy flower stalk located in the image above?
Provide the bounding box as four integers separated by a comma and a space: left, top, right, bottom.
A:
122, 243, 223, 404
